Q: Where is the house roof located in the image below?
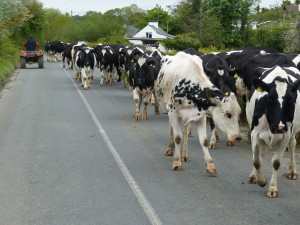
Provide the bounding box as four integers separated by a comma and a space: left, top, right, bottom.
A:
126, 25, 139, 38
149, 25, 174, 38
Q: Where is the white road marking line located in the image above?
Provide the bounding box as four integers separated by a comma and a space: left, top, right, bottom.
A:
63, 69, 163, 225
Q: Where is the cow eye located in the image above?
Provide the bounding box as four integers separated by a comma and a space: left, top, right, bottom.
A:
148, 62, 155, 67
224, 111, 232, 118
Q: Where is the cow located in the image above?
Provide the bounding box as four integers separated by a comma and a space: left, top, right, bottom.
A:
44, 40, 64, 62
63, 42, 77, 69
74, 47, 96, 90
246, 65, 300, 197
72, 43, 87, 82
218, 47, 279, 97
94, 45, 117, 86
182, 47, 204, 58
184, 51, 237, 148
129, 53, 161, 120
243, 53, 295, 97
154, 52, 242, 172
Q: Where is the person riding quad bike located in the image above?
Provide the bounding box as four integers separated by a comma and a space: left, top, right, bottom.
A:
20, 35, 44, 69
24, 35, 40, 51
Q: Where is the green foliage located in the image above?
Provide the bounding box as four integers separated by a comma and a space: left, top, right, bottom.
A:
0, 38, 19, 87
247, 24, 288, 52
162, 33, 202, 51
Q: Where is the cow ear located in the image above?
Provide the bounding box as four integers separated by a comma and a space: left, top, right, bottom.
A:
291, 78, 300, 92
206, 89, 221, 104
221, 85, 232, 96
252, 78, 269, 93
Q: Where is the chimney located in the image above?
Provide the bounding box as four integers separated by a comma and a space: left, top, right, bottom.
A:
149, 20, 159, 28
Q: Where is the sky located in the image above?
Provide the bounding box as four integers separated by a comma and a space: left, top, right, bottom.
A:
39, 0, 283, 16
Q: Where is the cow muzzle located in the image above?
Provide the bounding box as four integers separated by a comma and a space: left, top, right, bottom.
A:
227, 135, 242, 146
272, 124, 287, 134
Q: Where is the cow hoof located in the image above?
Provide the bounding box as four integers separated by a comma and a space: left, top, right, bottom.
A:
286, 172, 298, 180
209, 143, 217, 149
257, 177, 267, 187
165, 147, 173, 156
248, 176, 257, 184
134, 113, 141, 120
226, 141, 234, 146
267, 187, 278, 198
142, 114, 147, 120
181, 156, 188, 162
207, 168, 217, 175
172, 161, 182, 171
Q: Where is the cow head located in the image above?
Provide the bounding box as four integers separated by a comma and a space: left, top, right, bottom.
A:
207, 89, 242, 144
131, 55, 161, 90
252, 76, 300, 134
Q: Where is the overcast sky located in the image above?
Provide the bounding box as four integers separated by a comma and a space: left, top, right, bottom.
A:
39, 0, 283, 16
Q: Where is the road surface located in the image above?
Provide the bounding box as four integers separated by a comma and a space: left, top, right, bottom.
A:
0, 60, 300, 225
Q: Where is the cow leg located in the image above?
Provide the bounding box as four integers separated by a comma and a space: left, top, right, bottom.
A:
63, 55, 66, 68
165, 125, 174, 156
99, 69, 104, 86
133, 89, 142, 120
249, 134, 267, 187
267, 142, 288, 198
124, 70, 129, 88
196, 117, 216, 175
209, 118, 217, 149
81, 69, 88, 90
116, 67, 122, 82
168, 111, 182, 170
286, 135, 298, 180
142, 94, 151, 120
182, 122, 191, 162
151, 92, 160, 115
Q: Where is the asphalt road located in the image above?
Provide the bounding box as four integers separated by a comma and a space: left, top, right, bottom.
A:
0, 60, 300, 225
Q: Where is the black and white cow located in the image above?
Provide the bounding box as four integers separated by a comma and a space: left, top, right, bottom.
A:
246, 66, 300, 197
63, 42, 77, 69
218, 47, 279, 96
184, 51, 237, 148
182, 47, 204, 58
74, 47, 96, 90
129, 53, 161, 120
94, 44, 120, 86
154, 52, 242, 172
72, 43, 87, 82
44, 40, 64, 62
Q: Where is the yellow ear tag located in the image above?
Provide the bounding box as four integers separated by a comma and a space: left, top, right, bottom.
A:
256, 86, 263, 92
234, 73, 239, 79
225, 92, 229, 96
131, 59, 134, 62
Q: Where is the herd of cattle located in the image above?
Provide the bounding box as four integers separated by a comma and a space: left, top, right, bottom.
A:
45, 40, 300, 198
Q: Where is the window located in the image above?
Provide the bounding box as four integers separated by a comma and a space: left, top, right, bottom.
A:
146, 32, 152, 38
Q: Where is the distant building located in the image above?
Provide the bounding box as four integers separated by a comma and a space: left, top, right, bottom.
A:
128, 20, 174, 51
282, 4, 300, 13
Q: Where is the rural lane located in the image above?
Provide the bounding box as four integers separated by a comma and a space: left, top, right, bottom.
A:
0, 60, 300, 225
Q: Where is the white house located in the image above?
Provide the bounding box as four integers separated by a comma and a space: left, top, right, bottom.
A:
128, 20, 174, 51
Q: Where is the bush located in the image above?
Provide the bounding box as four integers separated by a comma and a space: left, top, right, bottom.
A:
162, 33, 202, 51
0, 38, 19, 88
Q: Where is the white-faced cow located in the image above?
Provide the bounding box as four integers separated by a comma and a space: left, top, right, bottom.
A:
154, 52, 242, 172
129, 53, 161, 120
72, 43, 87, 82
183, 50, 238, 149
74, 47, 96, 90
94, 45, 119, 86
246, 66, 300, 197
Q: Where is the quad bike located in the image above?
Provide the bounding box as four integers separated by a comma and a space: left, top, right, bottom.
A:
20, 50, 44, 69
